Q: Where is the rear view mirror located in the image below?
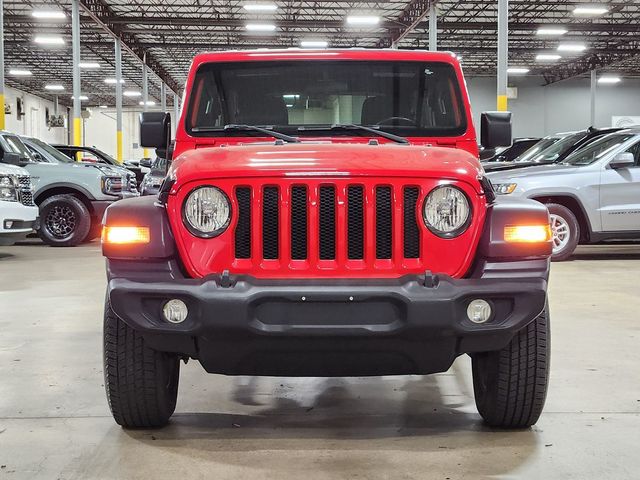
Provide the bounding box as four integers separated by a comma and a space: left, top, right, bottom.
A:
609, 152, 635, 169
481, 111, 512, 149
140, 112, 171, 149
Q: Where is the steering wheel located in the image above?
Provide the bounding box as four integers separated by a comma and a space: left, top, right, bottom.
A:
376, 116, 417, 126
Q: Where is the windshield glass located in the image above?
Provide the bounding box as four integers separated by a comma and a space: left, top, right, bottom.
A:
562, 133, 635, 165
28, 138, 75, 163
516, 132, 586, 163
187, 61, 467, 137
0, 134, 34, 160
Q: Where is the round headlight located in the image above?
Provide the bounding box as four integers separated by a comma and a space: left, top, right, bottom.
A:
423, 185, 471, 237
183, 186, 231, 237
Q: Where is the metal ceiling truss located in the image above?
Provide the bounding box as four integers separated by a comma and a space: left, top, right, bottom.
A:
2, 0, 639, 107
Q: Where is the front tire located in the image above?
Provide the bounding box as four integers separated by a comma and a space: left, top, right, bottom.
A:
471, 303, 550, 428
103, 296, 180, 428
546, 203, 579, 262
38, 194, 91, 247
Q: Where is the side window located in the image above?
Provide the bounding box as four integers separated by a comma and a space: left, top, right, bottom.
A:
624, 140, 640, 167
26, 145, 46, 162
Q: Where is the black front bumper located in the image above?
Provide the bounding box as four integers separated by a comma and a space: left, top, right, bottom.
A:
108, 261, 548, 377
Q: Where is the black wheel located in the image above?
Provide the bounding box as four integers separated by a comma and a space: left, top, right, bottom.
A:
546, 203, 580, 262
38, 194, 91, 247
84, 222, 102, 243
103, 295, 180, 428
471, 303, 550, 429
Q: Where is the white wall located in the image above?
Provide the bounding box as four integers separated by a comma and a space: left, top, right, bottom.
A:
3, 86, 67, 144
82, 108, 150, 161
466, 76, 640, 138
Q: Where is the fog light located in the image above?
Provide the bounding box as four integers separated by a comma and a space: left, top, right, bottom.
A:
467, 299, 492, 324
163, 299, 188, 324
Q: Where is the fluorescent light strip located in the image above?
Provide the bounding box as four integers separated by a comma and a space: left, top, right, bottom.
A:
139, 101, 156, 106
71, 95, 89, 101
45, 84, 65, 91
245, 23, 277, 31
598, 76, 621, 84
346, 15, 380, 25
104, 78, 125, 84
79, 62, 101, 69
557, 43, 587, 52
536, 27, 567, 35
123, 90, 142, 97
300, 40, 329, 48
536, 54, 562, 61
34, 35, 65, 45
507, 67, 530, 74
9, 69, 32, 76
243, 3, 278, 11
31, 10, 66, 19
573, 6, 608, 15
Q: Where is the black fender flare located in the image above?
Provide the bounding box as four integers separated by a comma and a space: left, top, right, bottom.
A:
34, 182, 97, 204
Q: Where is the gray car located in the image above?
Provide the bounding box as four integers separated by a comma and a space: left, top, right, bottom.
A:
488, 128, 640, 261
6, 135, 139, 246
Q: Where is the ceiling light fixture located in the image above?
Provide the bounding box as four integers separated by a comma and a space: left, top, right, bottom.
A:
71, 95, 89, 101
243, 3, 278, 11
45, 84, 65, 91
31, 10, 66, 19
300, 40, 329, 48
8, 69, 32, 76
245, 23, 277, 31
346, 15, 380, 26
79, 62, 101, 69
507, 67, 530, 74
34, 35, 65, 45
139, 101, 156, 106
123, 90, 142, 97
104, 78, 125, 84
573, 5, 608, 16
598, 76, 621, 84
557, 43, 587, 52
536, 54, 562, 61
99, 105, 108, 109
536, 27, 568, 35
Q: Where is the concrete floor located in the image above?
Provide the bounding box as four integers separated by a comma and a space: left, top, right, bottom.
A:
1, 241, 640, 480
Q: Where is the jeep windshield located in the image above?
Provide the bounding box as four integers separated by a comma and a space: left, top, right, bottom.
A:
186, 61, 467, 139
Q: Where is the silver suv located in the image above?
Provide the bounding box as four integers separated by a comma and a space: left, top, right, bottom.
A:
488, 128, 640, 261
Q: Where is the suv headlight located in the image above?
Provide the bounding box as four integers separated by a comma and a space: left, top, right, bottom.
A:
423, 185, 471, 238
493, 183, 517, 195
183, 186, 231, 238
0, 176, 18, 202
101, 175, 123, 195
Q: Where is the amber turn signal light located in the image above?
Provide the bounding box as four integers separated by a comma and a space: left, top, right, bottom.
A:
504, 225, 552, 243
102, 226, 150, 244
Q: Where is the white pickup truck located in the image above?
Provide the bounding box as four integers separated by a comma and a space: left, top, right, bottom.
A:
0, 162, 39, 246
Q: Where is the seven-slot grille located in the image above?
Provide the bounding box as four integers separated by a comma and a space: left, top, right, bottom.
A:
234, 182, 422, 267
17, 176, 35, 206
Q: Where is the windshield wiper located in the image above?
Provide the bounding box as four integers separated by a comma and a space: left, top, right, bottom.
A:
191, 124, 300, 143
298, 124, 410, 145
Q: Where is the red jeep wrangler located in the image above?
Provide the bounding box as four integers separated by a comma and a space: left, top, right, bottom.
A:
101, 49, 552, 429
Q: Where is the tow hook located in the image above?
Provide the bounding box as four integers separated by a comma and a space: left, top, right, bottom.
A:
220, 270, 232, 288
423, 270, 439, 288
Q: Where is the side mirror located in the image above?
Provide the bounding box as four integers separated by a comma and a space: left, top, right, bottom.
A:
2, 152, 27, 166
139, 158, 152, 168
140, 112, 171, 149
609, 152, 635, 169
480, 111, 512, 149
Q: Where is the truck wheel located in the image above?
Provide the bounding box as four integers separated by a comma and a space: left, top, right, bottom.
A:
84, 222, 103, 243
38, 194, 91, 247
546, 203, 579, 261
471, 303, 550, 429
103, 296, 180, 428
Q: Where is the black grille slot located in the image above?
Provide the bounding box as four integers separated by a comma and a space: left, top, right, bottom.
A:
347, 186, 364, 259
375, 186, 392, 259
234, 187, 251, 259
403, 187, 420, 258
319, 186, 336, 260
262, 187, 279, 259
291, 186, 308, 260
